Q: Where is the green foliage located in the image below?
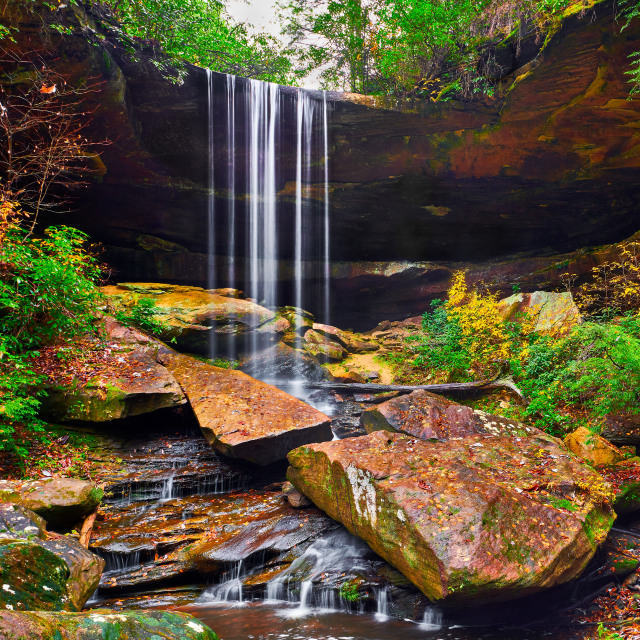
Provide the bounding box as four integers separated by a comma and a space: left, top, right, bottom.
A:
519, 322, 640, 435
0, 225, 102, 462
618, 0, 640, 96
339, 580, 360, 602
105, 0, 297, 83
409, 300, 471, 379
278, 0, 575, 96
405, 286, 640, 438
114, 297, 170, 337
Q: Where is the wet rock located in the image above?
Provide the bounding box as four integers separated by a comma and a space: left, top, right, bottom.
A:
0, 478, 103, 526
102, 283, 277, 356
602, 413, 640, 446
240, 343, 326, 382
0, 609, 218, 639
303, 330, 347, 363
158, 349, 332, 465
596, 459, 640, 515
39, 535, 104, 611
287, 430, 615, 605
282, 481, 311, 508
92, 491, 337, 592
565, 427, 625, 466
0, 504, 105, 612
497, 291, 582, 336
312, 324, 379, 353
361, 390, 541, 440
40, 347, 186, 422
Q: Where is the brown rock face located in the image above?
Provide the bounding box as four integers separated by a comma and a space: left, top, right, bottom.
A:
102, 284, 278, 357
157, 350, 332, 465
287, 430, 615, 605
40, 347, 186, 422
361, 390, 541, 440
8, 1, 639, 331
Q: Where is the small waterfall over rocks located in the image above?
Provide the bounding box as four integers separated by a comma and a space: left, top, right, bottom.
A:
206, 71, 331, 362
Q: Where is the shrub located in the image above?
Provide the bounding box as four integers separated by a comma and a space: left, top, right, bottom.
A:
114, 297, 171, 337
0, 224, 103, 463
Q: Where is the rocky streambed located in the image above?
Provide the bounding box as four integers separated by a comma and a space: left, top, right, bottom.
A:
42, 388, 634, 638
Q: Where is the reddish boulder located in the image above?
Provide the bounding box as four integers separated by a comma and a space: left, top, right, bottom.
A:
157, 350, 332, 465
361, 390, 540, 440
288, 430, 615, 605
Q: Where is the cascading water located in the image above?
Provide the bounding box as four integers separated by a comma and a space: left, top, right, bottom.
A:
207, 73, 331, 365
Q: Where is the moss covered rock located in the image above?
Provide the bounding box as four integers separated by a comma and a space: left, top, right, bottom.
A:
0, 479, 103, 526
288, 430, 615, 605
102, 283, 277, 356
0, 504, 104, 612
497, 291, 582, 336
39, 348, 186, 422
0, 609, 218, 639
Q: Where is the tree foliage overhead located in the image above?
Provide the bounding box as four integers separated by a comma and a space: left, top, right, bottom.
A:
277, 0, 595, 97
97, 0, 298, 83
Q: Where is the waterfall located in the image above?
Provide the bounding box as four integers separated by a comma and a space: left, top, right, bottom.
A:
207, 69, 217, 359
207, 72, 331, 364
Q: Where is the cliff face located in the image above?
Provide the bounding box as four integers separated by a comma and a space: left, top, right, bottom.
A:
4, 1, 640, 327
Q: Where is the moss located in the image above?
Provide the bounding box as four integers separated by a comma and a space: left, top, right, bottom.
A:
582, 507, 615, 547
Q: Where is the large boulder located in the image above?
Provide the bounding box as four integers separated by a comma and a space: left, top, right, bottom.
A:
0, 479, 103, 527
312, 324, 379, 354
102, 283, 279, 357
157, 349, 332, 465
361, 390, 541, 440
0, 610, 218, 639
564, 427, 625, 466
497, 291, 582, 336
0, 504, 105, 612
287, 430, 615, 605
303, 329, 347, 363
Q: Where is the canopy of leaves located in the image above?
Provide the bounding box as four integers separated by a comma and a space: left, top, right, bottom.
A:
100, 0, 299, 83
278, 0, 593, 97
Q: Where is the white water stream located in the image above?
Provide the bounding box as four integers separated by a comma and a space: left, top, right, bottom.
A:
206, 72, 331, 361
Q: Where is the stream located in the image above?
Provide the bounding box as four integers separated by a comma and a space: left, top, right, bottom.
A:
83, 387, 622, 639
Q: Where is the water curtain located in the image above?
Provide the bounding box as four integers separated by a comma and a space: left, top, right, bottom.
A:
207, 71, 331, 360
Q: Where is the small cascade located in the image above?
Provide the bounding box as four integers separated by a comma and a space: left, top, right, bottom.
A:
200, 560, 246, 606
374, 585, 389, 620
264, 528, 384, 615
420, 606, 443, 630
160, 474, 175, 502
97, 550, 144, 573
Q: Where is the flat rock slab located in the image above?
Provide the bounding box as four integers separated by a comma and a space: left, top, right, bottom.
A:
0, 479, 103, 526
287, 430, 615, 605
361, 390, 541, 440
40, 347, 186, 422
157, 350, 332, 465
0, 610, 218, 639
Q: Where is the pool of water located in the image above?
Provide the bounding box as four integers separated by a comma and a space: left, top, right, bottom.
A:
181, 602, 561, 640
